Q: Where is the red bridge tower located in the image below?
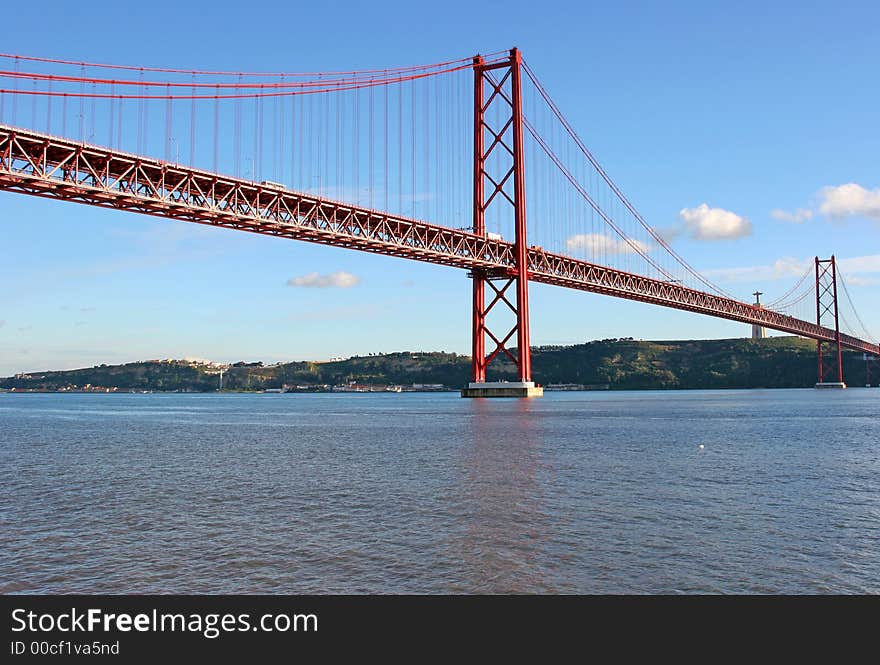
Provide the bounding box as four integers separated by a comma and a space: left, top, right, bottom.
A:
462, 48, 542, 398
815, 256, 846, 389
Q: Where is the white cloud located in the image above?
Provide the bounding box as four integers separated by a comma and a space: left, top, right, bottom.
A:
771, 208, 814, 223
654, 224, 682, 244
838, 254, 880, 275
818, 184, 880, 221
844, 275, 879, 286
566, 233, 650, 256
678, 204, 752, 240
0, 320, 5, 328
704, 253, 880, 285
286, 271, 361, 289
703, 257, 808, 283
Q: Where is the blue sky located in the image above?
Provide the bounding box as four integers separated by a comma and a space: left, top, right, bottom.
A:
2, 0, 879, 375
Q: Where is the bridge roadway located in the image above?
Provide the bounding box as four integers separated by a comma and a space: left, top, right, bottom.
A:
1, 124, 877, 356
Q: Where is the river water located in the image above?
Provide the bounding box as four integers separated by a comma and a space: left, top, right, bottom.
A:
1, 389, 877, 594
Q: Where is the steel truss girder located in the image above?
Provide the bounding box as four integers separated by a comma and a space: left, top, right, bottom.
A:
528, 251, 879, 356
0, 125, 516, 273
0, 124, 877, 359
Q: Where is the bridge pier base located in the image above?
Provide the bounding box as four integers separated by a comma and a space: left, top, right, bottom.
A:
461, 381, 544, 398
814, 382, 847, 389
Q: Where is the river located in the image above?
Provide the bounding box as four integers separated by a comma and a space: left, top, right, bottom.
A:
1, 389, 877, 593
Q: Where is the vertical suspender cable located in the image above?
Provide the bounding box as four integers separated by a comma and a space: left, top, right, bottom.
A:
213, 86, 220, 173
369, 79, 374, 209
165, 84, 172, 161
190, 76, 196, 166
47, 79, 54, 136
398, 80, 402, 215
410, 78, 415, 217
117, 93, 123, 153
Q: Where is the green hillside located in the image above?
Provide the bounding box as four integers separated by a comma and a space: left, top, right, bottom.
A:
1, 336, 873, 392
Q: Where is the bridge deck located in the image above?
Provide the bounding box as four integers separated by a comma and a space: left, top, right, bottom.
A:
1, 125, 876, 356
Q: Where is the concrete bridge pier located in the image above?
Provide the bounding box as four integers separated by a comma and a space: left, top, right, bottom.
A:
461, 381, 544, 398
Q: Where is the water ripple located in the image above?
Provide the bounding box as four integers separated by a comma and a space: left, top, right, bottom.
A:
1, 389, 878, 593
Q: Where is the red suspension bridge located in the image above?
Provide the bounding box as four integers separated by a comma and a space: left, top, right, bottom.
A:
0, 48, 876, 394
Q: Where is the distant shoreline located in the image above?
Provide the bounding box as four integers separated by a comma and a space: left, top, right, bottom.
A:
3, 385, 874, 395
2, 337, 876, 392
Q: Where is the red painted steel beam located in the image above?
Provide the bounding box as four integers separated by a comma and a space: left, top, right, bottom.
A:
816, 257, 824, 383
470, 49, 532, 382
471, 55, 487, 383
831, 256, 844, 383
509, 48, 531, 382
1, 124, 877, 357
